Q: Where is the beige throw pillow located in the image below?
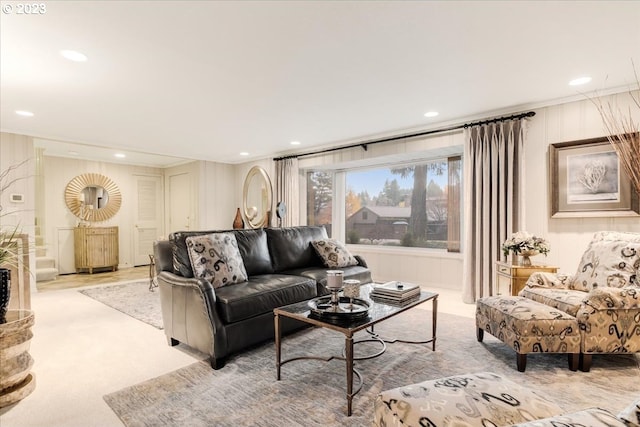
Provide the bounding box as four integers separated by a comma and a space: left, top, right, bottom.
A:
572, 240, 640, 291
186, 233, 248, 288
312, 239, 358, 268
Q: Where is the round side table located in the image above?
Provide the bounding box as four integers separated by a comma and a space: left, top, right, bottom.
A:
0, 309, 36, 408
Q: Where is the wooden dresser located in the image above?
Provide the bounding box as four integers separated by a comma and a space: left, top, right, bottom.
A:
74, 226, 119, 274
495, 261, 558, 296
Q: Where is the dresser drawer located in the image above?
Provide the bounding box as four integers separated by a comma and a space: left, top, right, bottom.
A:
495, 261, 558, 296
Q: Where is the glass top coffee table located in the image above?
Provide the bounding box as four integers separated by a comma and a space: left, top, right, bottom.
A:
273, 284, 438, 416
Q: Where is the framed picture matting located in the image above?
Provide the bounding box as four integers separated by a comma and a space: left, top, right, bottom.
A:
549, 136, 639, 218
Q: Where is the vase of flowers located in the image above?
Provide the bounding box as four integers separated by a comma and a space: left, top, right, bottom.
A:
502, 231, 550, 267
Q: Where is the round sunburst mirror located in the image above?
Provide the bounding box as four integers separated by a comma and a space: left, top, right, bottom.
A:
64, 173, 122, 222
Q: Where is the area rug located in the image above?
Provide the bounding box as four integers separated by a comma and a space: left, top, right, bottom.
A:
104, 309, 639, 427
79, 280, 163, 329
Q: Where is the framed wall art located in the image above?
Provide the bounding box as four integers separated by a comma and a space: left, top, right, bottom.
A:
549, 136, 639, 218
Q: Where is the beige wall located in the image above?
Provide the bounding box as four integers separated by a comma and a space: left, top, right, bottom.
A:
198, 160, 238, 230
523, 90, 640, 274
162, 160, 238, 233
0, 133, 35, 232
42, 156, 164, 272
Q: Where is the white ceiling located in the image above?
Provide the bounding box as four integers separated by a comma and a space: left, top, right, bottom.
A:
2, 1, 639, 167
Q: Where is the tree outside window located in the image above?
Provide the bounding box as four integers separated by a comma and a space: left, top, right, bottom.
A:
306, 171, 332, 235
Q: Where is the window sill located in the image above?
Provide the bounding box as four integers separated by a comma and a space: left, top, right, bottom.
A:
346, 244, 463, 260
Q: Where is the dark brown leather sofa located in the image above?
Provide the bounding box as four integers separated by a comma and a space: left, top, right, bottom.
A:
154, 225, 371, 369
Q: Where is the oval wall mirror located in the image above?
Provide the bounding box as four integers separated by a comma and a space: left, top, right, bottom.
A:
243, 166, 272, 228
64, 173, 122, 222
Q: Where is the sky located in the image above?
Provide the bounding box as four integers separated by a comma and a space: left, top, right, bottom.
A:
346, 168, 447, 197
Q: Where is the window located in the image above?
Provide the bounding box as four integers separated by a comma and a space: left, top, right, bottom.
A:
345, 157, 461, 250
306, 156, 461, 252
306, 171, 333, 235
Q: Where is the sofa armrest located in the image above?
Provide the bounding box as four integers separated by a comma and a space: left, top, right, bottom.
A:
577, 286, 640, 354
157, 271, 216, 299
156, 271, 219, 319
354, 254, 368, 268
524, 272, 574, 289
581, 286, 640, 310
156, 271, 229, 361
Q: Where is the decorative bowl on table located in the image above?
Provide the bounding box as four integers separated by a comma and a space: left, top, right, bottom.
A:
307, 296, 370, 324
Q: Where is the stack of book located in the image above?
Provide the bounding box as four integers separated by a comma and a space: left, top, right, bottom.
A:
370, 281, 421, 305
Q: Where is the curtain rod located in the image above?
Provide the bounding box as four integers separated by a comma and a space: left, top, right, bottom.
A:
273, 111, 535, 161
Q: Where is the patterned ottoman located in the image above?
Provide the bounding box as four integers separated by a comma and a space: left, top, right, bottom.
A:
373, 372, 563, 427
476, 296, 581, 372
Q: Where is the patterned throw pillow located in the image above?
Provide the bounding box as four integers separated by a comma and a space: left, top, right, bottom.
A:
618, 396, 640, 427
572, 239, 640, 291
311, 239, 358, 268
186, 233, 248, 288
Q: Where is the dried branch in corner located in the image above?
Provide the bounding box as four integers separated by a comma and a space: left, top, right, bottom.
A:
590, 62, 640, 196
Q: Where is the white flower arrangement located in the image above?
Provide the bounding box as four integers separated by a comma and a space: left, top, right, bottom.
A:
502, 231, 550, 257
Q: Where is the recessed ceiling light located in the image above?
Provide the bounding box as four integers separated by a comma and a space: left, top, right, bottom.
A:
569, 76, 592, 86
15, 110, 34, 117
60, 50, 88, 62
290, 141, 301, 145
239, 152, 249, 156
424, 111, 439, 118
114, 153, 126, 158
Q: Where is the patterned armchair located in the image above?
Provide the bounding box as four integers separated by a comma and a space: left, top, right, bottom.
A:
519, 231, 640, 371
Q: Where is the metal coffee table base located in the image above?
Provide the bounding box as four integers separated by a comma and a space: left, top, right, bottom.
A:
275, 335, 365, 415
274, 290, 437, 416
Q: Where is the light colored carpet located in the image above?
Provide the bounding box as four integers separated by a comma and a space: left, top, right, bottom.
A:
104, 309, 639, 427
79, 280, 163, 329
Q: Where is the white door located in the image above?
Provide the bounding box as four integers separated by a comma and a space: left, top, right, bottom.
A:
133, 174, 164, 266
168, 172, 192, 234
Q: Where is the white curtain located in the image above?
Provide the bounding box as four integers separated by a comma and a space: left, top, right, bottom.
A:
274, 157, 300, 227
462, 119, 526, 303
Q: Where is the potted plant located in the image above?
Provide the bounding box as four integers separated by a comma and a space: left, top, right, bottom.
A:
0, 159, 30, 323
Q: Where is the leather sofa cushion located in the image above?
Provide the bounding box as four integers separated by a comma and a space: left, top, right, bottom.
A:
285, 265, 372, 296
214, 274, 316, 323
170, 228, 273, 278
266, 226, 328, 272
233, 229, 274, 276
